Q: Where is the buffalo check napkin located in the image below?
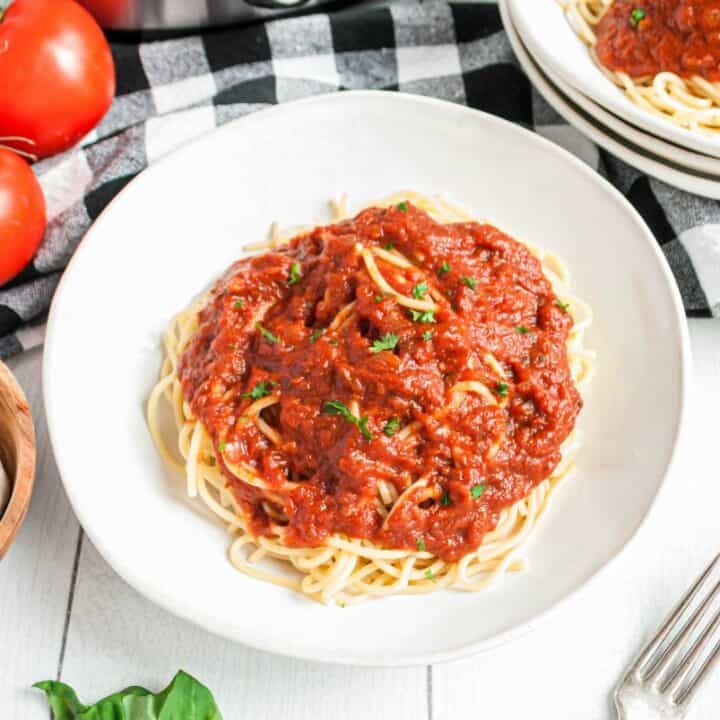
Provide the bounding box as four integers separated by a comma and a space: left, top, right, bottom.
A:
1, 0, 717, 359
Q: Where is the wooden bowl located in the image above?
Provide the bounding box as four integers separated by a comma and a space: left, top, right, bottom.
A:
0, 360, 35, 558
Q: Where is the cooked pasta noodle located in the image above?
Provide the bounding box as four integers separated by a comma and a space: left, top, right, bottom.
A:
147, 192, 594, 606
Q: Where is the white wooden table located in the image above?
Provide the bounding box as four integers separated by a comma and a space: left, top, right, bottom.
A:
2, 320, 718, 719
2, 0, 720, 709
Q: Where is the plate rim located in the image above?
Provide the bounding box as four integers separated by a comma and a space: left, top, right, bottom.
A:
42, 89, 692, 666
508, 0, 720, 159
526, 32, 720, 176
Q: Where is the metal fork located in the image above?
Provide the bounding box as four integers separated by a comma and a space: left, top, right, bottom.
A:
615, 554, 720, 719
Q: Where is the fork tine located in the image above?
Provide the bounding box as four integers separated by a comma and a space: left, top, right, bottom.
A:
676, 633, 720, 707
627, 554, 720, 680
663, 603, 720, 700
647, 578, 720, 684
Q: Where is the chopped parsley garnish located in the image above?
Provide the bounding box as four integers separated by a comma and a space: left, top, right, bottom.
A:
397, 201, 408, 212
242, 380, 276, 400
424, 569, 437, 583
423, 330, 433, 341
516, 325, 530, 335
374, 294, 384, 303
416, 538, 426, 552
321, 400, 372, 441
370, 332, 399, 354
218, 442, 226, 453
471, 483, 487, 499
310, 328, 324, 343
329, 339, 339, 346
255, 322, 279, 344
322, 400, 356, 422
288, 262, 302, 285
410, 309, 436, 324
495, 381, 509, 398
555, 299, 570, 313
461, 276, 477, 291
437, 261, 451, 276
630, 7, 646, 27
358, 416, 373, 441
441, 492, 451, 507
383, 417, 400, 436
412, 281, 429, 299
234, 299, 243, 309
384, 242, 395, 251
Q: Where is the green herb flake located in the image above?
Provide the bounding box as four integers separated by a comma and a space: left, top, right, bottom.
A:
322, 400, 372, 441
516, 325, 530, 335
370, 332, 399, 354
383, 417, 400, 436
416, 538, 426, 552
630, 7, 646, 27
234, 299, 243, 309
441, 491, 451, 507
255, 322, 279, 344
329, 339, 339, 347
384, 242, 395, 251
470, 483, 487, 499
218, 442, 226, 454
358, 416, 373, 441
412, 281, 429, 299
461, 276, 477, 291
288, 262, 302, 285
410, 309, 436, 324
242, 380, 277, 400
555, 299, 570, 313
374, 294, 384, 303
423, 330, 433, 341
495, 381, 509, 398
424, 569, 437, 583
437, 261, 451, 276
397, 201, 409, 212
310, 328, 324, 343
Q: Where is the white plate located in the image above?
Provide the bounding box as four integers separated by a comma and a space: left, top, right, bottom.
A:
43, 90, 689, 666
503, 0, 720, 199
534, 38, 720, 176
509, 0, 720, 159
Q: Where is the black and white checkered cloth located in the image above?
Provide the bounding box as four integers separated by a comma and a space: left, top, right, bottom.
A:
1, 0, 717, 359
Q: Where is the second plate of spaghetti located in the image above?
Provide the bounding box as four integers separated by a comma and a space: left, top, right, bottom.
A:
510, 0, 720, 158
44, 91, 688, 664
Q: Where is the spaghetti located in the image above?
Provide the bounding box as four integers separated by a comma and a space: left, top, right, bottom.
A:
147, 193, 594, 606
561, 0, 720, 134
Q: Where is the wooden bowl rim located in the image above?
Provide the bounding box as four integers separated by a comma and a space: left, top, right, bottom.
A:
0, 360, 36, 558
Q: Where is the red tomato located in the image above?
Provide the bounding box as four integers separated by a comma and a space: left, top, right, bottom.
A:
0, 0, 116, 160
0, 148, 46, 286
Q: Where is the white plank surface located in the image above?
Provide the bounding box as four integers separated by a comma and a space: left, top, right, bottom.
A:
0, 349, 81, 717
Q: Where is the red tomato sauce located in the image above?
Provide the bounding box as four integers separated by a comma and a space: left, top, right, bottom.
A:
178, 205, 582, 562
595, 0, 720, 81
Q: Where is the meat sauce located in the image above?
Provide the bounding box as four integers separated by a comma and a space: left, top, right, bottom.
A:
178, 204, 581, 562
596, 0, 720, 81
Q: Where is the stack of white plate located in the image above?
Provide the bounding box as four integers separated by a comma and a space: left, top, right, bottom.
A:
503, 0, 720, 198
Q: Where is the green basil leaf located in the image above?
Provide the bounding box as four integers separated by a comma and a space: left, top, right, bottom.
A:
35, 671, 223, 720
